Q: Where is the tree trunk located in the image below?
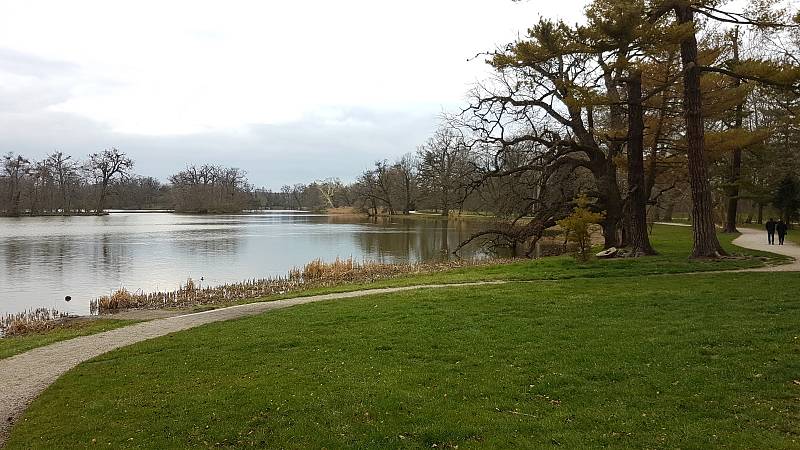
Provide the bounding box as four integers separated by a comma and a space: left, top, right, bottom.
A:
626, 70, 657, 256
367, 198, 378, 217
723, 28, 743, 234
598, 163, 624, 249
97, 182, 108, 214
441, 186, 449, 217
724, 147, 743, 232
645, 54, 678, 200
10, 191, 21, 217
599, 61, 625, 249
404, 178, 412, 214
621, 200, 632, 247
757, 203, 763, 224
663, 202, 674, 222
676, 5, 727, 257
440, 220, 449, 253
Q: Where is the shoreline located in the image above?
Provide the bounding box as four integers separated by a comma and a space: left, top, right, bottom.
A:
0, 226, 798, 447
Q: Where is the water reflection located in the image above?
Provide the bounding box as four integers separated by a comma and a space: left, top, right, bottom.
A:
0, 212, 496, 316
169, 229, 242, 257
440, 220, 450, 254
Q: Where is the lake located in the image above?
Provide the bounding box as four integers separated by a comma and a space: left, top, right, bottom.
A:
0, 211, 495, 316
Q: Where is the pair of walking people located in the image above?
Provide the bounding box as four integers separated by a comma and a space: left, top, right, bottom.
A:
765, 218, 788, 245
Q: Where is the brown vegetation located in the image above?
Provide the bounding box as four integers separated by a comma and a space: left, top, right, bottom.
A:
0, 309, 68, 337
324, 206, 359, 215
91, 257, 515, 313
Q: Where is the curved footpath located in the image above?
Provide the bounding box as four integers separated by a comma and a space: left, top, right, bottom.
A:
731, 226, 800, 271
0, 227, 797, 446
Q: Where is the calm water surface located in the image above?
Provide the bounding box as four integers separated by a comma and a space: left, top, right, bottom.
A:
0, 212, 493, 316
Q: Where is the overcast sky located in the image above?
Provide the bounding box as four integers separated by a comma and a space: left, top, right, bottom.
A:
0, 0, 586, 189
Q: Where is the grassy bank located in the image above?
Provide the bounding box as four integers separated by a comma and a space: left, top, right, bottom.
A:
225, 224, 784, 307
9, 272, 800, 448
0, 319, 138, 361
0, 225, 785, 360
95, 225, 784, 314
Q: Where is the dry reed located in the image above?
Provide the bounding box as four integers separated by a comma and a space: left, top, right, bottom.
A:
0, 308, 68, 337
90, 256, 516, 314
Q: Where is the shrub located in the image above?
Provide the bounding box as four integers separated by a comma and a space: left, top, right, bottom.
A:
557, 194, 605, 262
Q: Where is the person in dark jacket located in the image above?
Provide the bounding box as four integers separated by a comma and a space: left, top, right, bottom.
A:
776, 219, 788, 245
766, 218, 777, 245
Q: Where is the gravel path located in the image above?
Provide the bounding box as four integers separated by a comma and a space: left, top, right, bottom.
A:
0, 227, 797, 446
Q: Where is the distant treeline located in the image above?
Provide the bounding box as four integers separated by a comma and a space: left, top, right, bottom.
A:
0, 142, 482, 216
254, 130, 483, 215
0, 149, 259, 216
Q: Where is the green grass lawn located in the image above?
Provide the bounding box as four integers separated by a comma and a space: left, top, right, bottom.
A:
0, 319, 138, 361
8, 273, 799, 449
784, 227, 799, 246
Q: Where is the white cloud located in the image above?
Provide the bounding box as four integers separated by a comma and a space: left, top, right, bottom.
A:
0, 0, 588, 185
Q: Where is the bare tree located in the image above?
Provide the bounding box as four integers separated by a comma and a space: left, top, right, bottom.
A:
44, 151, 78, 213
291, 184, 306, 209
314, 178, 342, 209
169, 164, 254, 213
417, 127, 470, 216
460, 23, 627, 247
395, 153, 418, 214
353, 164, 393, 216
278, 185, 292, 209
87, 148, 133, 213
1, 153, 32, 216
